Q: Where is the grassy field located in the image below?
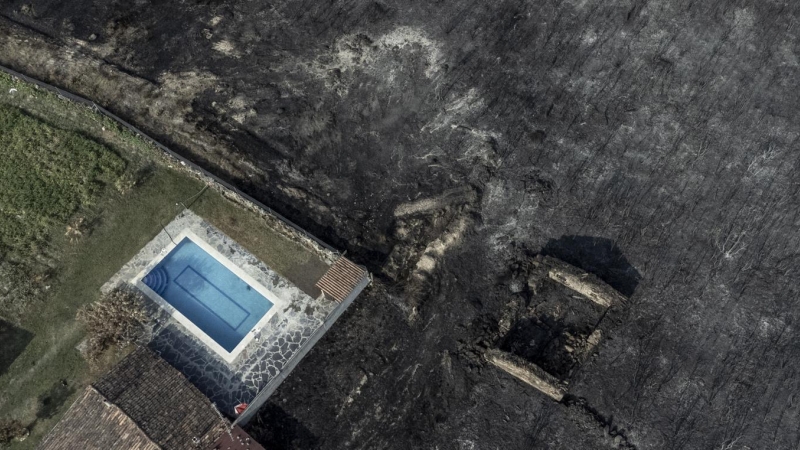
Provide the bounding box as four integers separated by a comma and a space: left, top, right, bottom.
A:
0, 104, 125, 259
191, 195, 329, 298
0, 73, 328, 448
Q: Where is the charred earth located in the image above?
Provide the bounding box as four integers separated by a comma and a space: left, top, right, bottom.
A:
2, 1, 800, 448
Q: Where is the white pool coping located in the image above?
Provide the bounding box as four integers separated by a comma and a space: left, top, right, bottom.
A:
133, 229, 284, 364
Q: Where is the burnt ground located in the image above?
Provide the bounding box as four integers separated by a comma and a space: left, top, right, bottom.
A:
2, 1, 800, 448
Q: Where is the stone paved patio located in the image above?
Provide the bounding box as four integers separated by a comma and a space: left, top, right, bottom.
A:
103, 210, 343, 415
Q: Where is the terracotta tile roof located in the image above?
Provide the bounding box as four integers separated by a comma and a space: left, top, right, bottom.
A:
315, 257, 368, 303
209, 425, 265, 450
92, 347, 229, 449
38, 347, 229, 450
37, 387, 159, 450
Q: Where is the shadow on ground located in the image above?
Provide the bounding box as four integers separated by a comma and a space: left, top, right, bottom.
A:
35, 380, 75, 421
502, 315, 587, 379
0, 319, 33, 376
542, 236, 641, 297
248, 403, 320, 450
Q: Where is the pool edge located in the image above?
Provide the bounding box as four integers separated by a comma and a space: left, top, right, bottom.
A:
132, 228, 284, 364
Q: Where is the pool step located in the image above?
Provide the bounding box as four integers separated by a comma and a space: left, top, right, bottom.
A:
143, 266, 169, 295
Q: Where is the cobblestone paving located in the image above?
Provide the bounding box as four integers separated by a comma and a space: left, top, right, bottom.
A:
149, 293, 333, 413
104, 210, 338, 415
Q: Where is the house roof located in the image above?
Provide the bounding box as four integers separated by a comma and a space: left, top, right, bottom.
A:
38, 347, 229, 450
36, 387, 159, 450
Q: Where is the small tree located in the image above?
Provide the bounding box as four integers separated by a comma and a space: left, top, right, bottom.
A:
0, 419, 28, 443
77, 289, 149, 363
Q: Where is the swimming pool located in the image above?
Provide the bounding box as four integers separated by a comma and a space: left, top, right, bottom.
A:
135, 231, 279, 362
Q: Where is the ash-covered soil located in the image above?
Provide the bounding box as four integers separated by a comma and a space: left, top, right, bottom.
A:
2, 1, 800, 448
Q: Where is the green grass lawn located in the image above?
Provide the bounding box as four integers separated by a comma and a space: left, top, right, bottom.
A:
191, 195, 330, 298
0, 103, 125, 254
0, 73, 329, 448
0, 165, 208, 448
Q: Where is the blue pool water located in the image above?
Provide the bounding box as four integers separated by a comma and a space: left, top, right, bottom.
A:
142, 237, 273, 352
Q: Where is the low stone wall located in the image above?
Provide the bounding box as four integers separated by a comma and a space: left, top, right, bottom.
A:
0, 63, 338, 265
529, 255, 627, 308
485, 349, 566, 402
